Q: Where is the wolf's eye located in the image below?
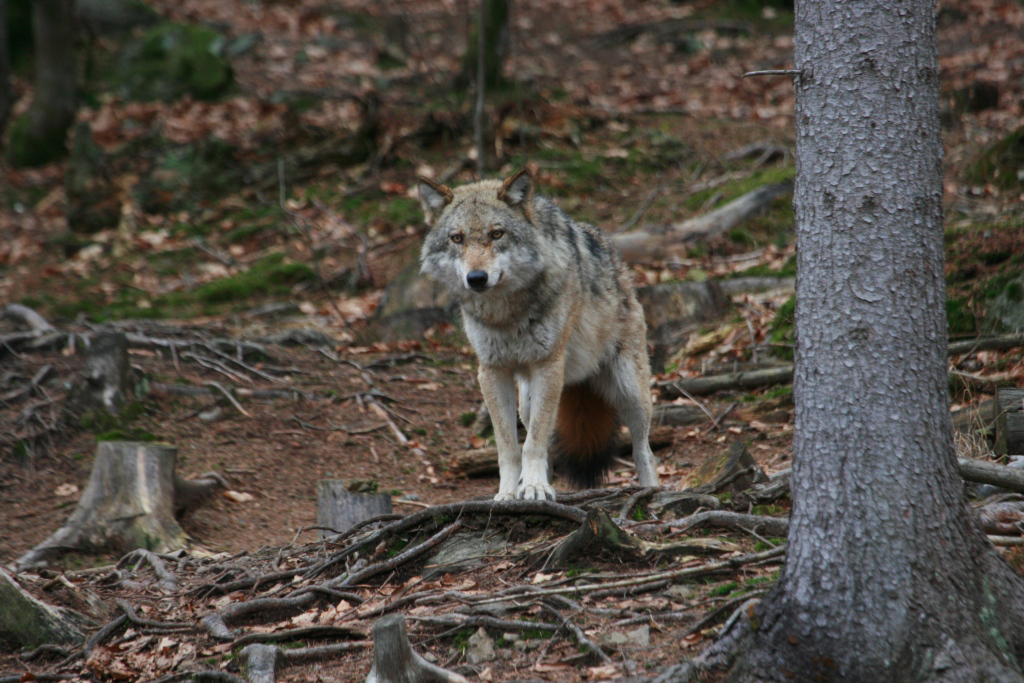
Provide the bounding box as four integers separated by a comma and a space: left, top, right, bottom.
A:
450, 233, 464, 244
489, 229, 505, 240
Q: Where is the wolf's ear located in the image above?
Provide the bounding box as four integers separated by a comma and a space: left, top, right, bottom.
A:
498, 168, 534, 210
418, 176, 453, 225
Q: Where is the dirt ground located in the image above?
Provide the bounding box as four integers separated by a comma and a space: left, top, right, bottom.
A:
0, 326, 790, 567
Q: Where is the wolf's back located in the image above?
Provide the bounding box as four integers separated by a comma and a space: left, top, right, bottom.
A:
553, 383, 619, 489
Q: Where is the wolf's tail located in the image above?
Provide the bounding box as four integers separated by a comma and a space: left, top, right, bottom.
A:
553, 383, 619, 489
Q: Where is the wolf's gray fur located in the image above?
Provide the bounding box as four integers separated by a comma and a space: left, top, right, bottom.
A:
419, 169, 658, 500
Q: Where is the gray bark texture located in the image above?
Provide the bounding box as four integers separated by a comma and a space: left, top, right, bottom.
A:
0, 0, 12, 134
727, 1, 1024, 681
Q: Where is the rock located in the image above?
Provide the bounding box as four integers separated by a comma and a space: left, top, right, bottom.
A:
599, 625, 649, 649
369, 259, 458, 341
466, 627, 496, 664
985, 273, 1024, 333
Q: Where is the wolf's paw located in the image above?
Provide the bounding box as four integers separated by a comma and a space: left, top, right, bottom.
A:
516, 481, 557, 501
494, 490, 517, 502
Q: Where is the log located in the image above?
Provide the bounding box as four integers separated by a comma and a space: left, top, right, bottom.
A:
447, 425, 677, 479
656, 366, 795, 398
0, 568, 88, 647
13, 442, 213, 571
995, 388, 1024, 456
67, 331, 134, 416
317, 480, 393, 539
958, 458, 1024, 494
613, 181, 793, 260
366, 614, 469, 683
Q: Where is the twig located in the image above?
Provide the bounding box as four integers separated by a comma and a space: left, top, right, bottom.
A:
618, 486, 661, 522
614, 179, 666, 234
742, 69, 803, 78
204, 381, 252, 417
540, 603, 614, 665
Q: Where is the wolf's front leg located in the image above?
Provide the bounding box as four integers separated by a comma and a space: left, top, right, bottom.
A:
517, 358, 564, 501
478, 365, 521, 501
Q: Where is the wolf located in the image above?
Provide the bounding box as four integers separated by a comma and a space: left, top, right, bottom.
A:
418, 168, 659, 500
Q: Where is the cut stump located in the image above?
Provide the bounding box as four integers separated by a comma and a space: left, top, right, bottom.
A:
13, 441, 220, 571
995, 388, 1024, 455
366, 614, 469, 683
67, 331, 134, 416
317, 480, 393, 539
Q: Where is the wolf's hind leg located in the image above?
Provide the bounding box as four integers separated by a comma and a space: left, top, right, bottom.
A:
600, 353, 659, 488
479, 365, 521, 500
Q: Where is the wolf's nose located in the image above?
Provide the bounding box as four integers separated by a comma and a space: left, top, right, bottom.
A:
466, 270, 489, 291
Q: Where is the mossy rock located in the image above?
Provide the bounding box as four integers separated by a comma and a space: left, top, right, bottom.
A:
6, 113, 70, 168
985, 273, 1024, 332
114, 21, 233, 101
966, 126, 1024, 191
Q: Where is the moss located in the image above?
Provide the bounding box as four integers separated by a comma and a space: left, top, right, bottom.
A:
767, 295, 796, 361
459, 412, 477, 427
7, 113, 69, 167
966, 126, 1024, 191
708, 581, 739, 597
115, 21, 233, 101
685, 166, 795, 212
189, 254, 315, 305
946, 298, 978, 336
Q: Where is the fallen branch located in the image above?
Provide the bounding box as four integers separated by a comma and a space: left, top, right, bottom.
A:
614, 181, 793, 261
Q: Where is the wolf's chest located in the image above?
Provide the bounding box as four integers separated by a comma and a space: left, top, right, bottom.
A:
464, 315, 560, 368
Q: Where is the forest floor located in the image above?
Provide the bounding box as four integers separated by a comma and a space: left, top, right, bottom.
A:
1, 0, 1024, 681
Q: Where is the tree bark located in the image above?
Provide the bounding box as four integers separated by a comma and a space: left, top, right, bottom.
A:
366, 614, 469, 683
727, 1, 1024, 680
0, 0, 13, 135
12, 442, 219, 571
7, 0, 77, 167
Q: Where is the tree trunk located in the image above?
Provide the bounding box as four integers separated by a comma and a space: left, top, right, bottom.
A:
12, 442, 221, 571
7, 0, 77, 167
727, 1, 1024, 680
458, 0, 508, 89
0, 0, 13, 135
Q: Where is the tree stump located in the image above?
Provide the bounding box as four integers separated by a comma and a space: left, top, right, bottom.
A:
366, 614, 468, 683
13, 441, 221, 571
0, 568, 88, 648
67, 331, 134, 416
317, 480, 392, 539
995, 388, 1024, 455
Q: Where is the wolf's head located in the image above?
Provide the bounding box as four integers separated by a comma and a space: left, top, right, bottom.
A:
418, 169, 544, 296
